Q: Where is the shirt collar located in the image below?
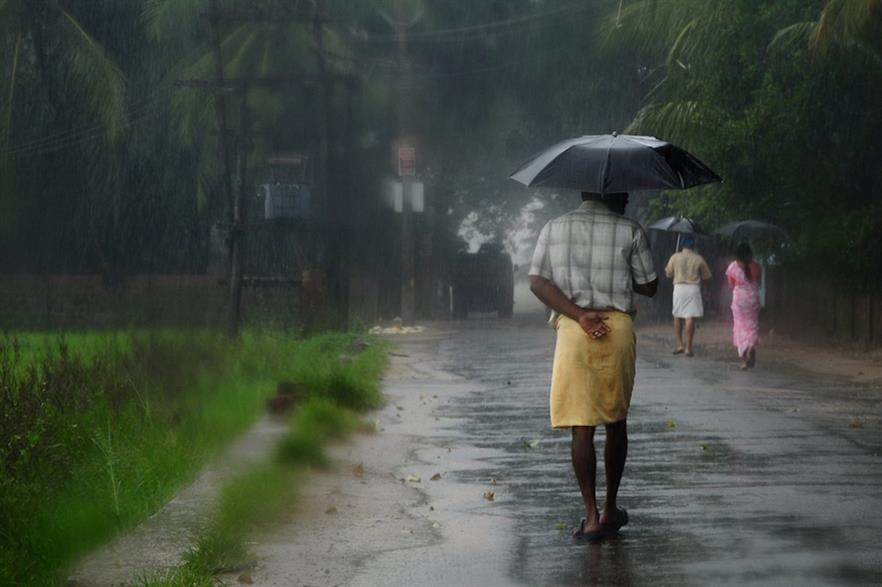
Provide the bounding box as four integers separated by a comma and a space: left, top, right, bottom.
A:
577, 200, 609, 213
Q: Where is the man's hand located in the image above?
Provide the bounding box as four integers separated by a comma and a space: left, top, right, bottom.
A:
578, 311, 610, 339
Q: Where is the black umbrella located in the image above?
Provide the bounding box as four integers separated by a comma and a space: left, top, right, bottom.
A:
714, 220, 788, 241
647, 216, 704, 234
510, 133, 721, 193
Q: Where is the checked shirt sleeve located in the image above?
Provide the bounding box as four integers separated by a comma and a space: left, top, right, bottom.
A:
630, 226, 657, 285
528, 222, 553, 280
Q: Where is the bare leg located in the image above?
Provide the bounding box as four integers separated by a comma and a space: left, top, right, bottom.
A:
571, 426, 600, 532
601, 419, 628, 524
685, 318, 696, 355
673, 318, 684, 352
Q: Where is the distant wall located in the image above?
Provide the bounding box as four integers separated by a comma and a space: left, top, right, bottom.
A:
0, 275, 302, 330
765, 267, 882, 347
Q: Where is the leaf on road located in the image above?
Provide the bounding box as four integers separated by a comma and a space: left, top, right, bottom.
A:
432, 521, 441, 528
430, 473, 442, 481
353, 463, 365, 477
406, 474, 421, 483
700, 443, 710, 451
555, 523, 567, 531
489, 478, 497, 485
237, 571, 254, 584
483, 491, 496, 501
666, 420, 676, 429
849, 418, 864, 429
325, 506, 337, 515
522, 439, 538, 449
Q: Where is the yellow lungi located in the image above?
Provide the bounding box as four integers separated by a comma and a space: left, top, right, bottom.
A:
550, 312, 636, 428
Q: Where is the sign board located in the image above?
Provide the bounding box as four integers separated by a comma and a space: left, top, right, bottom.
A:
398, 146, 416, 177
383, 179, 424, 213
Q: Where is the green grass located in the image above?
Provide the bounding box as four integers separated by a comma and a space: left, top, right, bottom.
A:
139, 356, 386, 586
0, 329, 386, 586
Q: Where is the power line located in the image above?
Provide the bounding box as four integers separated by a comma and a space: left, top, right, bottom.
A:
354, 1, 595, 43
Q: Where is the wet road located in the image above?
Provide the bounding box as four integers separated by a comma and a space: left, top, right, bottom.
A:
420, 314, 882, 586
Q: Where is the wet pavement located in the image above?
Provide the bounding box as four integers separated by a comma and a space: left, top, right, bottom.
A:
416, 314, 882, 586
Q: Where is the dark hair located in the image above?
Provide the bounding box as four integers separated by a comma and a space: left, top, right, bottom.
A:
735, 242, 754, 282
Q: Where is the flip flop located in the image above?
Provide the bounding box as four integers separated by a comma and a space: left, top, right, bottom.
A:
572, 518, 607, 542
600, 507, 629, 532
672, 349, 685, 355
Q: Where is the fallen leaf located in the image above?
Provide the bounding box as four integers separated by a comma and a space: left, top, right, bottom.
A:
522, 439, 538, 449
430, 473, 442, 481
237, 571, 254, 584
555, 523, 567, 531
666, 420, 676, 429
489, 478, 497, 485
353, 463, 365, 477
483, 491, 496, 501
432, 521, 441, 528
325, 506, 337, 515
429, 505, 434, 511
396, 405, 404, 411
849, 419, 864, 429
406, 474, 421, 483
700, 443, 710, 451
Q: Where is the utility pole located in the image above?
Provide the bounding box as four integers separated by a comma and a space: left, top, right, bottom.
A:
181, 0, 358, 337
396, 6, 415, 326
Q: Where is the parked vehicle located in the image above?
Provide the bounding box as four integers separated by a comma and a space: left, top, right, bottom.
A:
451, 243, 514, 318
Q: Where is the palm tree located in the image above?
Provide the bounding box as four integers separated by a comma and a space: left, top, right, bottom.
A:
0, 0, 127, 166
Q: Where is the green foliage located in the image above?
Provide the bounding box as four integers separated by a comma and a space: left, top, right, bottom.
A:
599, 0, 882, 289
0, 329, 385, 586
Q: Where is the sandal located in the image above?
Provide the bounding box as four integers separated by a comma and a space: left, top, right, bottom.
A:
601, 507, 629, 532
572, 518, 607, 542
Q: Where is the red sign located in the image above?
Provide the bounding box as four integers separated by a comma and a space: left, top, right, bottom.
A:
398, 146, 416, 177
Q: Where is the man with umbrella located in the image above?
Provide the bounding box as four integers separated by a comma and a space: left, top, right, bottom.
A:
664, 234, 712, 357
516, 133, 720, 541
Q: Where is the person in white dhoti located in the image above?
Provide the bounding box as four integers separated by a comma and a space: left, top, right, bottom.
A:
664, 236, 712, 357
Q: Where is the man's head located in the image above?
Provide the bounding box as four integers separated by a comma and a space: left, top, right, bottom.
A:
581, 191, 629, 214
680, 235, 695, 250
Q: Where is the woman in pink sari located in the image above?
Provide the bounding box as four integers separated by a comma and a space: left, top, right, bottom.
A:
725, 243, 761, 369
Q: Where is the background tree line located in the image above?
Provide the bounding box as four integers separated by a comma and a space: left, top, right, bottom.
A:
1, 0, 879, 289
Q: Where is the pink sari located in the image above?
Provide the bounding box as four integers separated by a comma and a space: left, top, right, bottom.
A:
725, 261, 760, 356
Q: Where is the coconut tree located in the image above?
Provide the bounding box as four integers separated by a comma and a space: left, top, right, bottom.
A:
0, 0, 129, 276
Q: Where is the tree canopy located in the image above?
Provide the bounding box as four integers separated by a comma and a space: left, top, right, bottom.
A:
0, 0, 879, 288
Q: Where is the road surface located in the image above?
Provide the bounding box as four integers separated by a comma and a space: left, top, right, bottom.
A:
238, 314, 882, 586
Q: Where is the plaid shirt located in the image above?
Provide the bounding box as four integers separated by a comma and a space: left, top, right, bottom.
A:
529, 200, 656, 316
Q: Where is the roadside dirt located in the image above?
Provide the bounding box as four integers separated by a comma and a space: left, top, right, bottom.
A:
637, 319, 882, 388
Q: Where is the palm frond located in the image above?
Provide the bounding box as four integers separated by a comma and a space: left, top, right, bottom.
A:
58, 8, 128, 142
626, 99, 707, 148
143, 0, 205, 44
768, 21, 816, 55
813, 0, 882, 60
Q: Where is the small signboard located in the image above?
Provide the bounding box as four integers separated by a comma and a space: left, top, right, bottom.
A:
398, 146, 416, 177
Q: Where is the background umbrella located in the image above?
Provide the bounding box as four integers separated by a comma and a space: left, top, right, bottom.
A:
648, 216, 704, 234
648, 216, 704, 252
510, 133, 722, 193
714, 220, 788, 242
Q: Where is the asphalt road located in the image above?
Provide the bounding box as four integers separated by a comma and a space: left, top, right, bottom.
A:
235, 313, 882, 587
403, 314, 882, 586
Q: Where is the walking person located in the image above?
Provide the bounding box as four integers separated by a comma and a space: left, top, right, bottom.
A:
725, 243, 762, 369
664, 236, 712, 356
528, 192, 658, 542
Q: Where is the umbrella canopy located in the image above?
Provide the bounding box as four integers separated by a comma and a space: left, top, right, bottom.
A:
714, 220, 788, 241
510, 133, 722, 193
647, 216, 704, 234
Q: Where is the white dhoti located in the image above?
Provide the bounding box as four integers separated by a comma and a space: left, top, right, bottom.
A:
672, 283, 703, 318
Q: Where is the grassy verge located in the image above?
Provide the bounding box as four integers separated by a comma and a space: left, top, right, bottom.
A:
0, 330, 385, 586
138, 351, 386, 586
